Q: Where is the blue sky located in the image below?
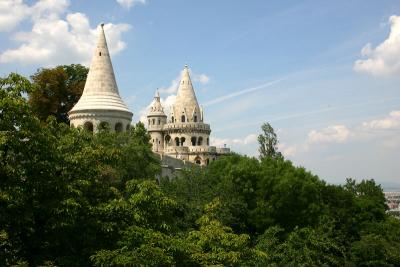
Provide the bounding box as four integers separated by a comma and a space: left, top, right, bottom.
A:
1, 0, 400, 187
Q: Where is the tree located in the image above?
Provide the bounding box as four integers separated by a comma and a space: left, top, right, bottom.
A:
349, 217, 400, 266
258, 122, 282, 159
0, 73, 159, 266
256, 226, 345, 266
185, 198, 266, 266
29, 64, 88, 124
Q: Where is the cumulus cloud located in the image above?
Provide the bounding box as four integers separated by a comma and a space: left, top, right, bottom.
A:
277, 143, 297, 157
0, 0, 30, 31
362, 110, 400, 130
354, 15, 400, 76
308, 125, 350, 144
0, 0, 131, 66
116, 0, 146, 9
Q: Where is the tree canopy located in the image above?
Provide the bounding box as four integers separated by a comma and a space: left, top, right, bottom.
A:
28, 64, 88, 124
1, 71, 399, 266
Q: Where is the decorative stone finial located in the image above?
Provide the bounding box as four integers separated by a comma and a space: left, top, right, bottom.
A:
100, 22, 105, 27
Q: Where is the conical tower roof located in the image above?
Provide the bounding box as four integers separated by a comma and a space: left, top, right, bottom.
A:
174, 65, 200, 110
69, 24, 132, 114
148, 90, 166, 117
172, 65, 201, 122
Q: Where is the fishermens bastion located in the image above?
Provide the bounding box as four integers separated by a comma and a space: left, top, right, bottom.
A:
68, 24, 230, 174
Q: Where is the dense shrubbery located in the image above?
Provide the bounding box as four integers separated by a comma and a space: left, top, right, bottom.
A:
1, 72, 400, 266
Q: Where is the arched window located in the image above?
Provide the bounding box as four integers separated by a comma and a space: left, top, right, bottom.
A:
165, 135, 171, 145
126, 124, 130, 131
194, 156, 201, 165
152, 119, 155, 125
181, 115, 185, 122
175, 137, 180, 146
171, 116, 174, 123
115, 122, 123, 133
158, 119, 160, 125
180, 137, 186, 146
98, 121, 110, 131
99, 52, 101, 56
83, 121, 94, 132
191, 136, 197, 146
206, 158, 210, 165
207, 138, 209, 146
148, 119, 150, 125
193, 115, 197, 122
197, 136, 203, 146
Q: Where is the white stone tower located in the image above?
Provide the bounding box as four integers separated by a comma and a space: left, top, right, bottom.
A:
147, 90, 167, 152
68, 23, 132, 132
170, 65, 202, 124
145, 65, 230, 167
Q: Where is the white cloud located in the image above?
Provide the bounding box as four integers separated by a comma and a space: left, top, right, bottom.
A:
158, 75, 180, 94
0, 0, 131, 66
362, 110, 400, 130
116, 0, 146, 9
192, 73, 210, 84
308, 125, 350, 144
0, 0, 30, 31
277, 143, 297, 157
354, 15, 400, 76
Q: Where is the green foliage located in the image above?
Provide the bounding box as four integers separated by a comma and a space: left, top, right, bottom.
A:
257, 226, 345, 266
1, 72, 399, 266
186, 198, 266, 266
258, 122, 282, 159
29, 64, 88, 124
349, 218, 400, 266
0, 73, 159, 266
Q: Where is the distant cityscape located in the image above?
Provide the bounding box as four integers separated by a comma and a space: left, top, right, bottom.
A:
385, 191, 400, 217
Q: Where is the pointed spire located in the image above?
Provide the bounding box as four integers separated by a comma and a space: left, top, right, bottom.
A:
173, 65, 200, 122
69, 24, 131, 114
148, 89, 166, 117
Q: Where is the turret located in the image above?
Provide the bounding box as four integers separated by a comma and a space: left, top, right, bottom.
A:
68, 23, 132, 132
171, 65, 202, 123
147, 90, 167, 152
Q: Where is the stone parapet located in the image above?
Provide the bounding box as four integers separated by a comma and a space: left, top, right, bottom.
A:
216, 147, 231, 154
188, 146, 217, 153
164, 122, 211, 134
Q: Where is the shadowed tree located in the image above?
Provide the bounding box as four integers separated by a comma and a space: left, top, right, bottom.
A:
29, 64, 88, 124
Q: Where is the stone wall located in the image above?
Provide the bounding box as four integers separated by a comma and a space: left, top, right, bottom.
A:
156, 153, 197, 179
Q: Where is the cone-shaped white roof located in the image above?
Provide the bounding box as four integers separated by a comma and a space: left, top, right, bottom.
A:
69, 24, 132, 114
172, 65, 201, 120
148, 90, 166, 117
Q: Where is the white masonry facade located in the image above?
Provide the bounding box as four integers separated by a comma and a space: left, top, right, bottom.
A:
146, 66, 230, 166
68, 24, 133, 132
69, 24, 229, 166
